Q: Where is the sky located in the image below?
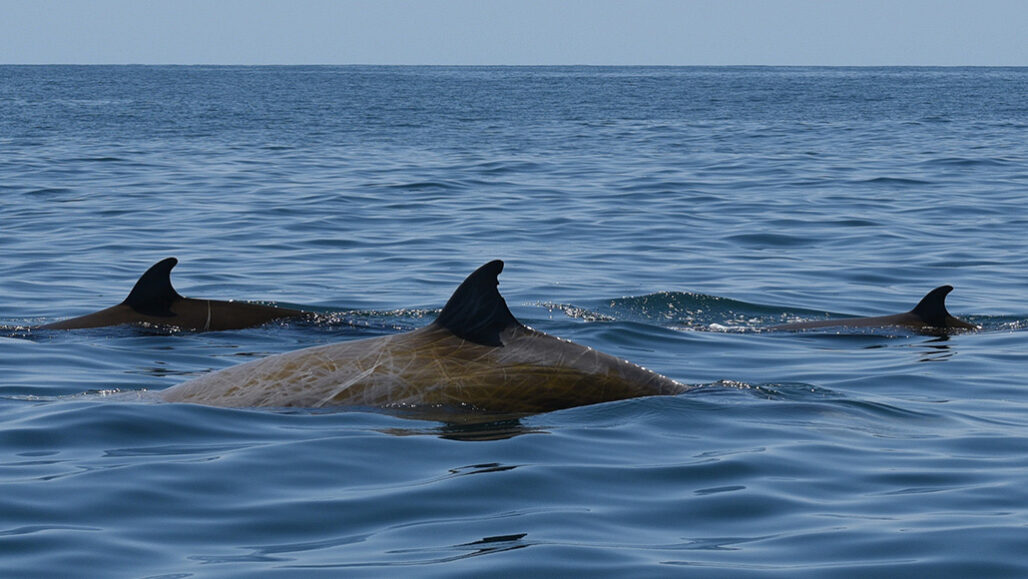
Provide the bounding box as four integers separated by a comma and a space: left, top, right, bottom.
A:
1, 0, 1026, 66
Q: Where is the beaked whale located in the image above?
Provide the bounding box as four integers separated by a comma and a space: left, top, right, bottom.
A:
40, 258, 307, 332
162, 260, 690, 413
769, 285, 977, 332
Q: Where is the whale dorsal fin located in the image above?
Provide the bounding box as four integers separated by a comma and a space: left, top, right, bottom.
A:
434, 260, 522, 347
909, 285, 955, 327
121, 257, 184, 317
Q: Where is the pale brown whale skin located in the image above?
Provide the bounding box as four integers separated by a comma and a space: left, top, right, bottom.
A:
39, 258, 307, 332
769, 285, 977, 333
162, 260, 689, 414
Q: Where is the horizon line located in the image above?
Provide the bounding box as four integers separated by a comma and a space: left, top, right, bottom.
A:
3, 63, 1025, 68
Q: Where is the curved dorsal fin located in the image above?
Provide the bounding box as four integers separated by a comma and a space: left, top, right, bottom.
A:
121, 257, 184, 317
434, 260, 522, 347
909, 285, 955, 327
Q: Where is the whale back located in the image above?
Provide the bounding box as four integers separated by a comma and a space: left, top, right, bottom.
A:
771, 285, 976, 332
39, 257, 306, 331
162, 323, 687, 412
162, 260, 688, 412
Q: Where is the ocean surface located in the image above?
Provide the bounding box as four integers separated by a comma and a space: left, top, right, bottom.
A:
1, 66, 1027, 577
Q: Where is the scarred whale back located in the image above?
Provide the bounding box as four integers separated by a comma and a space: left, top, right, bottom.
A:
162, 260, 688, 413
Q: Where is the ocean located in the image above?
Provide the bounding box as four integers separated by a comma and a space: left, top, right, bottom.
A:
1, 65, 1027, 577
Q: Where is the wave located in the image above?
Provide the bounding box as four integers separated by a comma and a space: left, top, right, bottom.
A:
541, 292, 1022, 335
919, 156, 1016, 168
384, 180, 470, 192
67, 156, 127, 163
542, 291, 795, 332
723, 232, 816, 248
856, 176, 933, 186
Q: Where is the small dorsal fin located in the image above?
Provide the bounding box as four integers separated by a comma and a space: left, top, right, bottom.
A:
434, 260, 522, 347
121, 257, 184, 317
909, 285, 955, 327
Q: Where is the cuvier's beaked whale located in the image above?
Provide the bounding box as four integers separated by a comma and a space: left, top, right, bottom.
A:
769, 285, 977, 332
40, 258, 307, 332
162, 260, 690, 413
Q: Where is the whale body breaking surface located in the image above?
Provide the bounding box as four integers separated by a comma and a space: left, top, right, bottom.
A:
161, 260, 690, 413
40, 257, 307, 332
768, 285, 977, 333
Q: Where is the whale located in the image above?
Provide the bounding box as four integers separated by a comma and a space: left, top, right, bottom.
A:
769, 285, 977, 332
161, 260, 690, 413
39, 258, 307, 332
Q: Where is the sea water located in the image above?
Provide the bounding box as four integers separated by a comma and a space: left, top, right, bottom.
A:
1, 66, 1027, 577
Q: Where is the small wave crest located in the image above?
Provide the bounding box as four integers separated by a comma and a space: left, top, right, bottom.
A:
547, 291, 797, 332
545, 292, 1022, 336
919, 156, 1016, 168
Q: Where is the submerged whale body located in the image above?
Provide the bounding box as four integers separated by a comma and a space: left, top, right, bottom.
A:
769, 285, 977, 332
40, 258, 307, 332
162, 260, 690, 413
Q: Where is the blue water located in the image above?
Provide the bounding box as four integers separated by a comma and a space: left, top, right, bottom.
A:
2, 66, 1027, 577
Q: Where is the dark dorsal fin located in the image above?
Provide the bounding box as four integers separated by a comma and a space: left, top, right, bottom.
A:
120, 257, 184, 317
434, 260, 522, 347
909, 285, 955, 327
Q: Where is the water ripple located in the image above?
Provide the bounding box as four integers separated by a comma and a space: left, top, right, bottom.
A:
1, 66, 1027, 578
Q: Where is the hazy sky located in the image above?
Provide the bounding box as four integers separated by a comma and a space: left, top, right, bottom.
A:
2, 0, 1026, 66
